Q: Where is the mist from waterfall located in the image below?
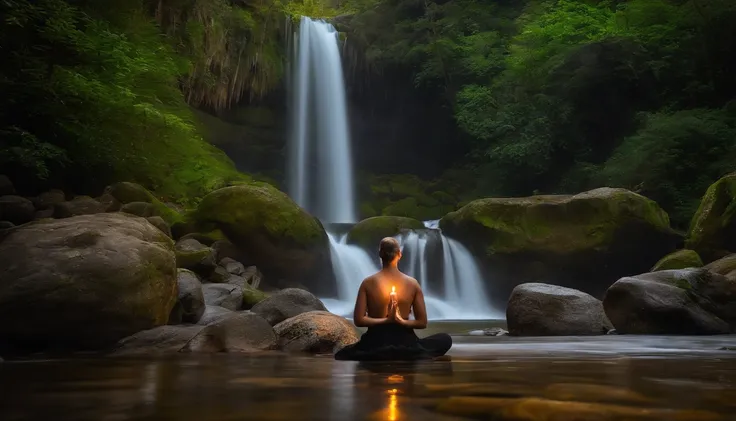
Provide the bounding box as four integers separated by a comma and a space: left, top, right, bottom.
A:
286, 17, 356, 223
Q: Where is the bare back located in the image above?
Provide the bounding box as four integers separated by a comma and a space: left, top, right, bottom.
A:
354, 268, 427, 324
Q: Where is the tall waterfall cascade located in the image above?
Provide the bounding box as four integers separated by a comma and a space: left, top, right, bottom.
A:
286, 17, 356, 223
287, 17, 500, 319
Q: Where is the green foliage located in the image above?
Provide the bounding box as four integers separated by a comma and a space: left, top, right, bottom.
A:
597, 109, 736, 226
0, 0, 247, 202
348, 0, 736, 227
359, 173, 462, 220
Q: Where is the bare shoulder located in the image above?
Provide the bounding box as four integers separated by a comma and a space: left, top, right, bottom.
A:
403, 274, 421, 292
360, 273, 378, 289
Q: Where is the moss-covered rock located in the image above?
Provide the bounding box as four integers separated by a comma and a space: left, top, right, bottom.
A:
189, 184, 332, 294
686, 173, 736, 262
651, 249, 703, 271
440, 188, 680, 305
346, 216, 425, 250
243, 285, 269, 309
106, 182, 182, 225
705, 254, 736, 281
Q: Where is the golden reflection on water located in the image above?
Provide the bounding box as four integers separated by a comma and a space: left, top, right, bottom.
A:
387, 389, 399, 421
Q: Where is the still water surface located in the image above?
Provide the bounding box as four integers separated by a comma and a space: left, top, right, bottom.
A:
2, 335, 736, 421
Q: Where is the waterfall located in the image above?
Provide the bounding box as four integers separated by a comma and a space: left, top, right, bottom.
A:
322, 223, 503, 320
286, 18, 500, 319
286, 17, 356, 223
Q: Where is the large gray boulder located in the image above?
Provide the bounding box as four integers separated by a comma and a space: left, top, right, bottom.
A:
0, 213, 177, 351
274, 311, 359, 354
168, 269, 206, 324
603, 269, 734, 334
251, 288, 327, 326
0, 195, 35, 225
196, 305, 234, 326
184, 313, 277, 352
202, 284, 243, 311
506, 283, 613, 336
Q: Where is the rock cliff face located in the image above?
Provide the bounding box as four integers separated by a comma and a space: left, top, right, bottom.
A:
440, 188, 680, 305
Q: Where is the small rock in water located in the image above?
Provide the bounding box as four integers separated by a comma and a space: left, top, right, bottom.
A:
469, 328, 509, 336
607, 328, 618, 335
719, 346, 736, 351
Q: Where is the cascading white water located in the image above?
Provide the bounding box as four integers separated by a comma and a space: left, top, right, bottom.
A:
286, 17, 356, 223
322, 223, 503, 320
286, 18, 500, 319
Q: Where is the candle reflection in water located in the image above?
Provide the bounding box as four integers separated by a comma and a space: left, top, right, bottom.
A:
387, 388, 399, 421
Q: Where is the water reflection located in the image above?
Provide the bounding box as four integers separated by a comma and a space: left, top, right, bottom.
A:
0, 336, 735, 421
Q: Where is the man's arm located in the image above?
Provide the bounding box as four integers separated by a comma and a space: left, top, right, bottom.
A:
353, 281, 393, 327
396, 283, 428, 329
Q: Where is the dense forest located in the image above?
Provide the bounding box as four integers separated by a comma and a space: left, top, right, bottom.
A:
1, 0, 735, 226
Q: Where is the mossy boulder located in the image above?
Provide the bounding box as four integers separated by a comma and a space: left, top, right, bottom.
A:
686, 173, 736, 262
346, 216, 425, 250
705, 254, 736, 281
651, 249, 703, 271
243, 285, 269, 309
440, 188, 679, 305
0, 213, 177, 353
105, 182, 182, 225
188, 184, 332, 294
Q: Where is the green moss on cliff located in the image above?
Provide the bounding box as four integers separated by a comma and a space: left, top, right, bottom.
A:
651, 249, 703, 271
346, 216, 425, 249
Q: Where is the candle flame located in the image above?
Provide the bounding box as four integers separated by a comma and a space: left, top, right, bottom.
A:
391, 286, 396, 293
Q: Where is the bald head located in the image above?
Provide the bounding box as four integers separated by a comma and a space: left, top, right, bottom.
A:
379, 237, 401, 266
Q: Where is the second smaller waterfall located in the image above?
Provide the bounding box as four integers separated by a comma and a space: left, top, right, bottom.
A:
322, 222, 504, 320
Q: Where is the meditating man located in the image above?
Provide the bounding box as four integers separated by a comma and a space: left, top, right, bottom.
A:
334, 237, 452, 361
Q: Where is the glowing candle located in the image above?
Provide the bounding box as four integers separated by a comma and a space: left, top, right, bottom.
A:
390, 286, 396, 299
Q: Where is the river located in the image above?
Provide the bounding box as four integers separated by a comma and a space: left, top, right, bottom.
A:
2, 333, 736, 420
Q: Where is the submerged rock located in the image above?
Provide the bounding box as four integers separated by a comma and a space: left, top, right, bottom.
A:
0, 213, 177, 352
185, 313, 277, 352
346, 216, 425, 250
651, 249, 703, 271
0, 195, 34, 225
185, 184, 332, 294
53, 196, 105, 218
251, 288, 327, 326
274, 311, 358, 354
469, 327, 509, 336
440, 188, 679, 305
686, 173, 736, 262
202, 283, 243, 311
603, 269, 734, 334
506, 283, 613, 336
